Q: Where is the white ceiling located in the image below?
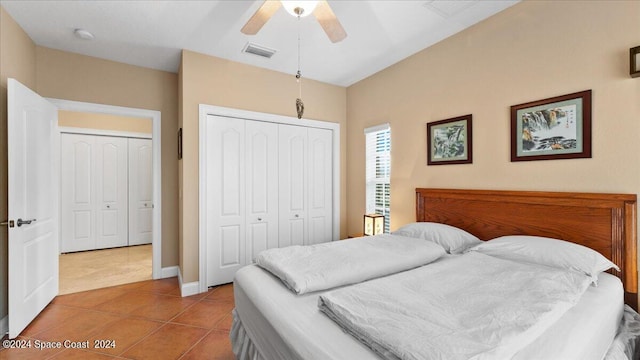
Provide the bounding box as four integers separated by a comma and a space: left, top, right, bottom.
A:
1, 0, 519, 87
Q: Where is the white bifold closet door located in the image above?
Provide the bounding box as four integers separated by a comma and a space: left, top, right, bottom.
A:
245, 120, 279, 263
206, 115, 334, 287
207, 117, 282, 285
306, 127, 333, 245
128, 138, 153, 246
278, 124, 308, 248
278, 125, 333, 247
61, 134, 128, 252
206, 116, 247, 286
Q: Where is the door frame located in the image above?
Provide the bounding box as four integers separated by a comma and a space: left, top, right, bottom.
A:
48, 98, 162, 280
59, 126, 152, 140
198, 104, 340, 293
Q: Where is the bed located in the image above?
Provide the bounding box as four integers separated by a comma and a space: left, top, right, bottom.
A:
231, 188, 640, 360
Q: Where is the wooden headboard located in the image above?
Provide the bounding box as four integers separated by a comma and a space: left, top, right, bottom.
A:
416, 188, 638, 309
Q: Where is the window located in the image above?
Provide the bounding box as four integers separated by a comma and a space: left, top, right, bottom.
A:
365, 124, 391, 233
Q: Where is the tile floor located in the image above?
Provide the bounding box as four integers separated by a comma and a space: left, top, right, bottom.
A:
0, 277, 235, 360
59, 245, 152, 295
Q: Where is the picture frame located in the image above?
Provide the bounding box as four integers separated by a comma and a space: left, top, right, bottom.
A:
178, 127, 183, 160
631, 45, 640, 78
427, 114, 472, 165
510, 90, 591, 162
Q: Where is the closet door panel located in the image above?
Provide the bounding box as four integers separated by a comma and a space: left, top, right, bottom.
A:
206, 115, 246, 286
220, 225, 241, 266
278, 124, 308, 247
60, 134, 96, 252
95, 136, 128, 249
128, 138, 153, 246
307, 128, 333, 245
245, 120, 278, 263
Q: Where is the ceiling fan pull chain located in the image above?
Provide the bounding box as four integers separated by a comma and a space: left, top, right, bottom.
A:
296, 13, 304, 119
297, 15, 302, 99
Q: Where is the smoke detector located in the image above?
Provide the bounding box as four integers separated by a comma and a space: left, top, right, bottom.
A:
74, 28, 95, 40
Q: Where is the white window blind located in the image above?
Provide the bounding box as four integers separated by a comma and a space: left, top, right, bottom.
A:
365, 124, 391, 233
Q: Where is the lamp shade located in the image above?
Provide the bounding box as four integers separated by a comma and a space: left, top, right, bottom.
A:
363, 214, 385, 236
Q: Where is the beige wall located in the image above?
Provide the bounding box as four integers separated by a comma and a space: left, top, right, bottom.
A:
4, 0, 637, 308
36, 47, 179, 269
0, 5, 37, 322
59, 110, 153, 134
346, 0, 640, 235
179, 50, 347, 283
1, 7, 178, 324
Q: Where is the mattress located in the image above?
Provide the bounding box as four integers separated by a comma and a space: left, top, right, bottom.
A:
233, 261, 623, 360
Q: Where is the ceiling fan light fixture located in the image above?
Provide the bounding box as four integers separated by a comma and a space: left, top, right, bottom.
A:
281, 1, 318, 18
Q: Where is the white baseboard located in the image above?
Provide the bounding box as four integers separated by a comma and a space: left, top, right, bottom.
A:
161, 266, 179, 278
178, 268, 200, 297
1, 315, 7, 337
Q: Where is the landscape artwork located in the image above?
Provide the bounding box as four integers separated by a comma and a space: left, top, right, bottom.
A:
427, 115, 472, 165
520, 104, 578, 153
511, 90, 591, 162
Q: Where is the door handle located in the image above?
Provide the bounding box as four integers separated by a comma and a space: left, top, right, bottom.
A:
16, 218, 36, 227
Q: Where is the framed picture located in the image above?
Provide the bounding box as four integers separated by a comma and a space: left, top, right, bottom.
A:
178, 128, 183, 160
510, 90, 591, 162
427, 114, 472, 165
631, 45, 640, 78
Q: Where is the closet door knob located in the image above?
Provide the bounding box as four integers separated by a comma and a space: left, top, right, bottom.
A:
294, 214, 299, 218
257, 217, 262, 221
106, 205, 111, 209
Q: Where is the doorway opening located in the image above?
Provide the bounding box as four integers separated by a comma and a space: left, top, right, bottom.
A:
48, 99, 162, 294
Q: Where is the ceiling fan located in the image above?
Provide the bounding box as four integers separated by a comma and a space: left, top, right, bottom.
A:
241, 0, 347, 43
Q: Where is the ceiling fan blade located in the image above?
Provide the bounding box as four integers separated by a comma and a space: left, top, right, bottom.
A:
313, 0, 347, 43
241, 0, 282, 35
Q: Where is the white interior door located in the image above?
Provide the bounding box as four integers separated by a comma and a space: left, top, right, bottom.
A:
60, 134, 96, 252
95, 136, 128, 249
206, 115, 246, 286
245, 120, 278, 263
278, 124, 308, 247
128, 138, 153, 246
7, 78, 59, 338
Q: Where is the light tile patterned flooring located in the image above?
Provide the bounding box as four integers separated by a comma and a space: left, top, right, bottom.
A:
0, 278, 235, 359
59, 245, 153, 295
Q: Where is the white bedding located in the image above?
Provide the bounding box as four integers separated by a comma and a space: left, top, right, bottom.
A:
233, 259, 623, 360
255, 234, 445, 294
318, 252, 592, 360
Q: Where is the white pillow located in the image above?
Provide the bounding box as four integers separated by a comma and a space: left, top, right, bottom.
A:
392, 222, 482, 254
468, 235, 620, 283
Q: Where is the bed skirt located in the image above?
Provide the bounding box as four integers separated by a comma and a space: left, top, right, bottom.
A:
605, 305, 640, 360
231, 306, 640, 360
231, 309, 265, 360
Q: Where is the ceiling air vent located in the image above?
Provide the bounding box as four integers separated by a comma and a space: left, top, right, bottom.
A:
243, 42, 276, 59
